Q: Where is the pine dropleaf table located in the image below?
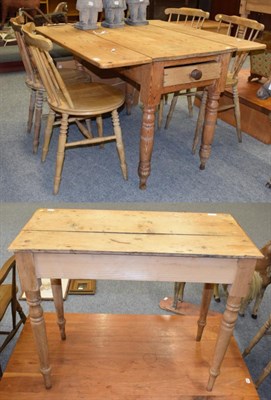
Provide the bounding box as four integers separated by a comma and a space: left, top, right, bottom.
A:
9, 208, 262, 392
35, 22, 265, 189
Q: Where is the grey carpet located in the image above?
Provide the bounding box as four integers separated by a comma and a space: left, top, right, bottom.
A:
0, 71, 270, 202
0, 67, 270, 399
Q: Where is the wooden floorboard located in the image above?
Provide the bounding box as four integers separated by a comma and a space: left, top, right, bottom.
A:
0, 313, 259, 400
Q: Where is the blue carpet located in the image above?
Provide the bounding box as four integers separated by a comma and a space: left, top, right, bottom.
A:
0, 71, 270, 202
0, 66, 270, 399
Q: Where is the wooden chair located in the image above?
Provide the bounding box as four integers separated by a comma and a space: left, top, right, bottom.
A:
243, 313, 271, 388
10, 16, 45, 153
0, 256, 27, 378
192, 14, 265, 153
22, 22, 128, 194
158, 7, 210, 129
10, 16, 91, 154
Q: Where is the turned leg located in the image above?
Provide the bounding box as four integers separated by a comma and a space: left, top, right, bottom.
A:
207, 295, 241, 391
199, 88, 220, 170
192, 89, 207, 154
16, 252, 52, 389
138, 104, 156, 189
32, 90, 44, 154
26, 289, 52, 389
50, 279, 66, 340
196, 283, 213, 341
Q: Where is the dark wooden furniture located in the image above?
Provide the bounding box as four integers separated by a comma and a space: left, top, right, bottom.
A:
210, 0, 241, 20
239, 0, 271, 30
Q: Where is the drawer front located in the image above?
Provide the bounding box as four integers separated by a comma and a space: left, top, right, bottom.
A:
163, 62, 221, 87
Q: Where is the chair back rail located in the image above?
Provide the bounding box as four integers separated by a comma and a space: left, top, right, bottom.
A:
215, 14, 265, 81
10, 16, 39, 86
164, 7, 210, 28
22, 22, 74, 109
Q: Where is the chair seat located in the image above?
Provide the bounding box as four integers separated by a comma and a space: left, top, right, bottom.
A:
50, 82, 125, 116
60, 68, 91, 84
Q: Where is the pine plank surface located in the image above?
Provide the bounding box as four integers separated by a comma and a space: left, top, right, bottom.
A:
0, 313, 260, 400
149, 20, 266, 52
36, 22, 235, 69
9, 209, 262, 258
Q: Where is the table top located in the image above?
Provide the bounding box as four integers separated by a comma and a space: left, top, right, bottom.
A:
36, 21, 239, 69
150, 20, 267, 52
35, 21, 266, 70
9, 209, 262, 259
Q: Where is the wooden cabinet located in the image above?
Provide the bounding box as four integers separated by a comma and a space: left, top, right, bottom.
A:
40, 0, 78, 19
239, 0, 271, 30
209, 0, 241, 20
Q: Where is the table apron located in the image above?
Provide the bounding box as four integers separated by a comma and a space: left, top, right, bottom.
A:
33, 252, 239, 284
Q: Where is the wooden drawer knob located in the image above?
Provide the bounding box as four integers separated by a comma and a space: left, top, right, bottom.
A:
190, 69, 202, 80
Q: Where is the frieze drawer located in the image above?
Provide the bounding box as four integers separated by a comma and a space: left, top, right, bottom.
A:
163, 62, 221, 87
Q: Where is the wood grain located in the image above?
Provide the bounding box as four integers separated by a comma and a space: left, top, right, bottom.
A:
0, 313, 260, 400
9, 209, 261, 258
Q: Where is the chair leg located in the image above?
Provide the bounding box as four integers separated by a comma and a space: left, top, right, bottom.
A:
255, 359, 271, 388
125, 83, 136, 116
50, 278, 66, 341
42, 109, 56, 162
96, 115, 104, 148
172, 282, 186, 309
243, 314, 271, 357
232, 83, 242, 143
192, 89, 207, 154
54, 114, 69, 194
85, 119, 92, 134
32, 90, 44, 154
196, 283, 214, 341
112, 109, 128, 180
157, 97, 164, 129
16, 300, 27, 324
27, 89, 36, 133
186, 89, 194, 117
164, 92, 179, 129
